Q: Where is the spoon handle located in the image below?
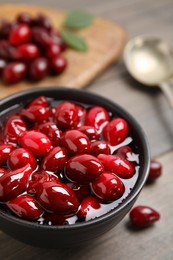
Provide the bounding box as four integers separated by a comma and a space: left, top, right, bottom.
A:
159, 82, 173, 108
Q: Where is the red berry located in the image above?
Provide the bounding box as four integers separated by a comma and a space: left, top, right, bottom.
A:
78, 196, 101, 219
0, 144, 15, 166
114, 145, 139, 166
16, 13, 32, 25
0, 59, 7, 74
6, 194, 43, 221
8, 148, 37, 170
35, 181, 79, 215
62, 130, 91, 156
103, 118, 129, 146
0, 168, 9, 177
27, 170, 60, 194
20, 105, 49, 123
67, 182, 90, 201
15, 43, 40, 61
129, 205, 160, 227
147, 160, 162, 182
98, 154, 134, 179
28, 96, 49, 108
36, 122, 57, 134
77, 126, 99, 141
44, 213, 71, 225
91, 172, 124, 202
0, 40, 11, 59
31, 27, 52, 47
85, 106, 110, 134
53, 102, 79, 130
75, 105, 86, 127
0, 164, 32, 201
33, 14, 52, 31
36, 122, 62, 147
66, 154, 104, 184
3, 62, 27, 84
51, 34, 68, 51
3, 115, 27, 144
29, 57, 49, 81
91, 141, 110, 156
46, 43, 61, 59
0, 21, 13, 39
9, 24, 31, 46
50, 55, 67, 74
20, 130, 51, 157
41, 146, 67, 173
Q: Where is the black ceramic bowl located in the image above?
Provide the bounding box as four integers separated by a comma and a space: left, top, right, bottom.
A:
0, 87, 150, 248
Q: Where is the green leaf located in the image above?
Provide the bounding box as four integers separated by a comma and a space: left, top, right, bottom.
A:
64, 10, 93, 29
61, 30, 88, 52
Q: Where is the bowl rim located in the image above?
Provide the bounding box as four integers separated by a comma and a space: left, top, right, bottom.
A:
0, 87, 150, 230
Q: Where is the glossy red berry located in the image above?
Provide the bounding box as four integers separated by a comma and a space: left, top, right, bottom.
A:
98, 154, 134, 179
78, 196, 101, 219
27, 170, 60, 194
31, 27, 52, 47
46, 43, 61, 59
36, 122, 57, 134
28, 96, 49, 108
29, 57, 49, 81
8, 148, 37, 170
34, 14, 52, 31
0, 164, 32, 201
62, 130, 91, 156
77, 126, 99, 141
0, 144, 15, 166
20, 105, 49, 123
41, 146, 67, 173
50, 55, 67, 74
44, 213, 71, 225
91, 172, 124, 202
103, 118, 129, 146
6, 194, 43, 221
114, 145, 139, 166
67, 182, 90, 201
147, 160, 162, 182
129, 205, 160, 227
15, 43, 40, 61
3, 115, 27, 144
16, 13, 32, 25
20, 130, 51, 157
9, 24, 31, 46
54, 102, 79, 130
3, 62, 27, 84
35, 181, 79, 215
36, 122, 62, 147
66, 154, 104, 184
85, 106, 110, 134
0, 40, 11, 59
91, 141, 110, 156
0, 168, 9, 177
51, 34, 67, 51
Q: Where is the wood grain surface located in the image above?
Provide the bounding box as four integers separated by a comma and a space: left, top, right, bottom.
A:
0, 0, 173, 259
0, 4, 127, 99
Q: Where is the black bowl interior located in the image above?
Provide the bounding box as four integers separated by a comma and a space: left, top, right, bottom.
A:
0, 87, 150, 248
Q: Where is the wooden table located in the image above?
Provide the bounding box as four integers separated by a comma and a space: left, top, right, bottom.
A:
0, 0, 173, 259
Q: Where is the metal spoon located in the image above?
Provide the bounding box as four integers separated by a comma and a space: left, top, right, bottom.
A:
123, 36, 173, 108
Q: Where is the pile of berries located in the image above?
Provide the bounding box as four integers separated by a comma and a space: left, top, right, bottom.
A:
0, 13, 67, 84
0, 96, 140, 225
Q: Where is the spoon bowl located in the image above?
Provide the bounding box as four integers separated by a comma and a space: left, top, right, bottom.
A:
124, 35, 173, 107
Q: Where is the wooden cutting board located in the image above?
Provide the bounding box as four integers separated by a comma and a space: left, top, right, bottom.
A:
0, 4, 127, 99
